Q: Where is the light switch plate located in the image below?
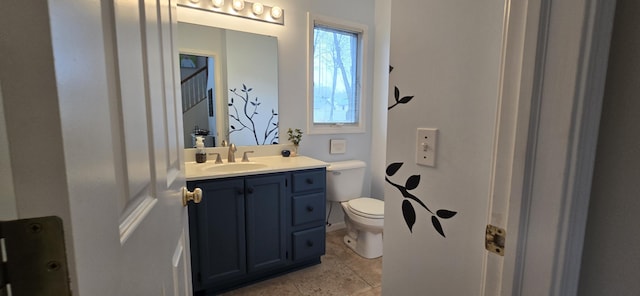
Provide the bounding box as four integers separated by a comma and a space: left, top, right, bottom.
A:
330, 139, 346, 154
416, 128, 437, 167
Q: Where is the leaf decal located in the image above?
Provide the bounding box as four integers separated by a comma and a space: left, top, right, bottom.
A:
394, 86, 400, 102
230, 125, 236, 130
398, 96, 414, 104
402, 200, 416, 233
386, 162, 403, 176
405, 175, 421, 190
389, 65, 394, 73
436, 210, 457, 219
431, 216, 445, 237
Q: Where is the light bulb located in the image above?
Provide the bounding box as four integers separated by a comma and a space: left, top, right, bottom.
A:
211, 0, 223, 8
232, 0, 245, 11
252, 2, 264, 15
270, 6, 282, 19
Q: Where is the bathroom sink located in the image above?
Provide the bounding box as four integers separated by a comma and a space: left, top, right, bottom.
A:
200, 162, 269, 173
185, 155, 329, 181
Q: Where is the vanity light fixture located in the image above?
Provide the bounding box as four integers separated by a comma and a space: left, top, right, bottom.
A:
211, 0, 224, 8
252, 2, 264, 15
177, 0, 284, 25
231, 0, 245, 11
270, 5, 282, 19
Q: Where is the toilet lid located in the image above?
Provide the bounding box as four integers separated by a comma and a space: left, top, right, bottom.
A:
347, 197, 384, 218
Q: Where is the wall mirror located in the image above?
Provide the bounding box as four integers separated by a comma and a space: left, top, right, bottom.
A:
177, 22, 279, 148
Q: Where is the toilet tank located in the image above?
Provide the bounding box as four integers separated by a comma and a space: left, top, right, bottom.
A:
326, 160, 366, 202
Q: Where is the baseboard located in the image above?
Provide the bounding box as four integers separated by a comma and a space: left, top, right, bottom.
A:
325, 221, 345, 232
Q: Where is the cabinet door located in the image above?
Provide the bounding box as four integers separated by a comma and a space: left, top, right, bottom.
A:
245, 174, 288, 273
188, 178, 246, 289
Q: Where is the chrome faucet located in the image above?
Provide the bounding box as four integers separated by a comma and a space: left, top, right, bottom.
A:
227, 143, 237, 162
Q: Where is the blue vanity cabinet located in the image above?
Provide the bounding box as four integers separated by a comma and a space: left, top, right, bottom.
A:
187, 177, 247, 290
244, 174, 288, 273
290, 169, 327, 261
187, 168, 326, 295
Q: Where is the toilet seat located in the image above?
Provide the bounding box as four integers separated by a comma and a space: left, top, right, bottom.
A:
347, 197, 384, 219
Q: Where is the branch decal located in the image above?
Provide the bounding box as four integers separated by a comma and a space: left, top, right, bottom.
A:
388, 65, 415, 110
385, 162, 457, 237
228, 84, 279, 145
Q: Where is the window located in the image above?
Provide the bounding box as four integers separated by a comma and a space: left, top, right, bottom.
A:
308, 15, 367, 134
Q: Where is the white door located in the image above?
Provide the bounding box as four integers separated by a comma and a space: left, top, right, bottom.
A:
104, 0, 192, 294
2, 0, 193, 294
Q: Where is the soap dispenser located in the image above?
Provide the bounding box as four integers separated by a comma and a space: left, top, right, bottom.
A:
195, 136, 207, 163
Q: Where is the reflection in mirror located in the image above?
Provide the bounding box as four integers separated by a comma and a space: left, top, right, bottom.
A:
177, 22, 279, 148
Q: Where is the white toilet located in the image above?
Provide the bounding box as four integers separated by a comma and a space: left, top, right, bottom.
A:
326, 160, 384, 259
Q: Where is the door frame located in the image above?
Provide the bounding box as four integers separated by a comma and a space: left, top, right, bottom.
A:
485, 0, 617, 294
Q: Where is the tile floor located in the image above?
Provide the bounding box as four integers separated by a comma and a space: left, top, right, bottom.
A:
221, 229, 382, 296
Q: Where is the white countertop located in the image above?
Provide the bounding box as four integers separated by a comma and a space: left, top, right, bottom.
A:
185, 155, 329, 181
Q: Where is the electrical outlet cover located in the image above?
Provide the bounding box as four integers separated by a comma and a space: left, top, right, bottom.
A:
416, 128, 437, 167
330, 139, 346, 154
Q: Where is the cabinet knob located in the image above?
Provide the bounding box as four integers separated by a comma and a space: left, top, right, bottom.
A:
306, 240, 314, 247
306, 178, 314, 184
237, 188, 244, 195
306, 206, 314, 212
182, 187, 203, 207
247, 187, 254, 194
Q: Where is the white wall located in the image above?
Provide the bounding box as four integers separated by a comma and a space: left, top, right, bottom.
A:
369, 0, 391, 199
0, 0, 77, 290
183, 100, 210, 147
225, 29, 279, 146
382, 0, 505, 294
578, 0, 640, 294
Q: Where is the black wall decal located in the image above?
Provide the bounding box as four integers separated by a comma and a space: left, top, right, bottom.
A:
229, 83, 279, 145
385, 162, 457, 237
388, 65, 415, 110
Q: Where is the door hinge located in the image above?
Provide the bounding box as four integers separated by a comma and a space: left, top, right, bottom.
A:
0, 216, 71, 296
485, 224, 506, 256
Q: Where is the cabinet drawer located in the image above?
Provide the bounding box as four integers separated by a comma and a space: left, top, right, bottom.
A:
292, 170, 325, 193
292, 193, 325, 226
292, 227, 325, 260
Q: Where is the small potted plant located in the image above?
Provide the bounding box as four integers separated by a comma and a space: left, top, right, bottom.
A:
287, 128, 303, 156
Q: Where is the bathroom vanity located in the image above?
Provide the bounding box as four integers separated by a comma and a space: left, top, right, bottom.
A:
185, 155, 327, 295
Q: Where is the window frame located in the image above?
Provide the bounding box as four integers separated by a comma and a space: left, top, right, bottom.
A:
307, 13, 368, 135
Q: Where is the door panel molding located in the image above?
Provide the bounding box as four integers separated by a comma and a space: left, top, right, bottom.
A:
172, 231, 188, 296
119, 195, 157, 244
